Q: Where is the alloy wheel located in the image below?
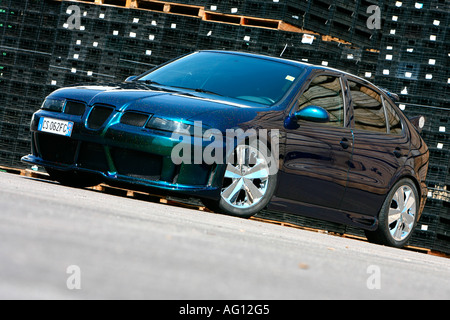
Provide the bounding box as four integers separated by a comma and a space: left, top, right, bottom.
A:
221, 145, 270, 209
388, 185, 417, 241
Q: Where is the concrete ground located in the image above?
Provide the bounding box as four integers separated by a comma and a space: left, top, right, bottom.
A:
0, 172, 449, 300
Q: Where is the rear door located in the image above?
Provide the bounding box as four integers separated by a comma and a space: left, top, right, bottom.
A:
341, 77, 410, 216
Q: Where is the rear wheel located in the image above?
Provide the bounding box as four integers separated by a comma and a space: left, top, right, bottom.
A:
203, 142, 277, 218
46, 168, 102, 188
365, 178, 419, 248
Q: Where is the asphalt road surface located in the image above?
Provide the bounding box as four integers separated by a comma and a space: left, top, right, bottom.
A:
0, 172, 449, 300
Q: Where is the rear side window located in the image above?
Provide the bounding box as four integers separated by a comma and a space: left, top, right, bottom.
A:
349, 80, 387, 133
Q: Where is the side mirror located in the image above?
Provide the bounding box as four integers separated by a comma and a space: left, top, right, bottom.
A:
294, 105, 330, 123
125, 76, 138, 83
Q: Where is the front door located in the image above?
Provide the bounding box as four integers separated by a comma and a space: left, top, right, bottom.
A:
277, 73, 353, 210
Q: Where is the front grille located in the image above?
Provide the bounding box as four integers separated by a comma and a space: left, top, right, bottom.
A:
37, 133, 78, 165
111, 147, 162, 181
64, 101, 86, 116
120, 112, 150, 127
77, 142, 110, 172
87, 105, 114, 129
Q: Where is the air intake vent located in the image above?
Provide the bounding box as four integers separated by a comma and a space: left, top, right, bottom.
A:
87, 105, 114, 130
111, 148, 162, 181
120, 112, 150, 127
64, 101, 86, 116
77, 142, 109, 173
37, 133, 78, 165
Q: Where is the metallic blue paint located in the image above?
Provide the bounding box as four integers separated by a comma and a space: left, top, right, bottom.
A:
295, 105, 330, 123
21, 50, 429, 232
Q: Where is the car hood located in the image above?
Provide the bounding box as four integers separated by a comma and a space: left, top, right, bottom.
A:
49, 83, 262, 130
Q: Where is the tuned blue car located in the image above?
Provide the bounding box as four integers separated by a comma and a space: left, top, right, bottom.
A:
22, 51, 429, 248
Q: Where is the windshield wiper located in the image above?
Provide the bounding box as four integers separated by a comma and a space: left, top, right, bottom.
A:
138, 80, 178, 93
139, 82, 223, 97
141, 79, 163, 86
157, 85, 224, 97
193, 88, 223, 96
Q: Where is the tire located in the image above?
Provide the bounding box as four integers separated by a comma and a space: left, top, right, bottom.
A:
203, 141, 277, 218
46, 168, 102, 188
365, 178, 420, 248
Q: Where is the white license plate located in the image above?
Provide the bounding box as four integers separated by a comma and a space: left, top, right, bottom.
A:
38, 117, 74, 137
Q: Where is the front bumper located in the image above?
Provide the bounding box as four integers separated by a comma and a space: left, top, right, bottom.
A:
22, 110, 223, 200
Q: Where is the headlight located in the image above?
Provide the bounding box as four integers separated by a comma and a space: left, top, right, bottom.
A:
146, 117, 191, 133
146, 117, 212, 138
41, 98, 66, 112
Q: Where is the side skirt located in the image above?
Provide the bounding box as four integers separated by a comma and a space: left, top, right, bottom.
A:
266, 196, 378, 231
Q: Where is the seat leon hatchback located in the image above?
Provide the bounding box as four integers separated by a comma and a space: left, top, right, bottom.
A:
22, 51, 429, 248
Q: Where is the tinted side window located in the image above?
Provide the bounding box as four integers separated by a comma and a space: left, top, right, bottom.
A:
298, 75, 344, 127
384, 100, 403, 135
349, 80, 387, 133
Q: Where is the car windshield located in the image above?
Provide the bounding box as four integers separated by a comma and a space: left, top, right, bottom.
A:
138, 51, 305, 106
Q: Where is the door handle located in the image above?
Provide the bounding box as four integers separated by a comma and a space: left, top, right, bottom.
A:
340, 138, 350, 150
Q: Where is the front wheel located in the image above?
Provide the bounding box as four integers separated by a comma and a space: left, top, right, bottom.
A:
365, 178, 420, 248
203, 143, 277, 218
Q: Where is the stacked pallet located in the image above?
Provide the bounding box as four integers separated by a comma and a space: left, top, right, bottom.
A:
402, 104, 449, 253
0, 0, 60, 167
374, 1, 449, 107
